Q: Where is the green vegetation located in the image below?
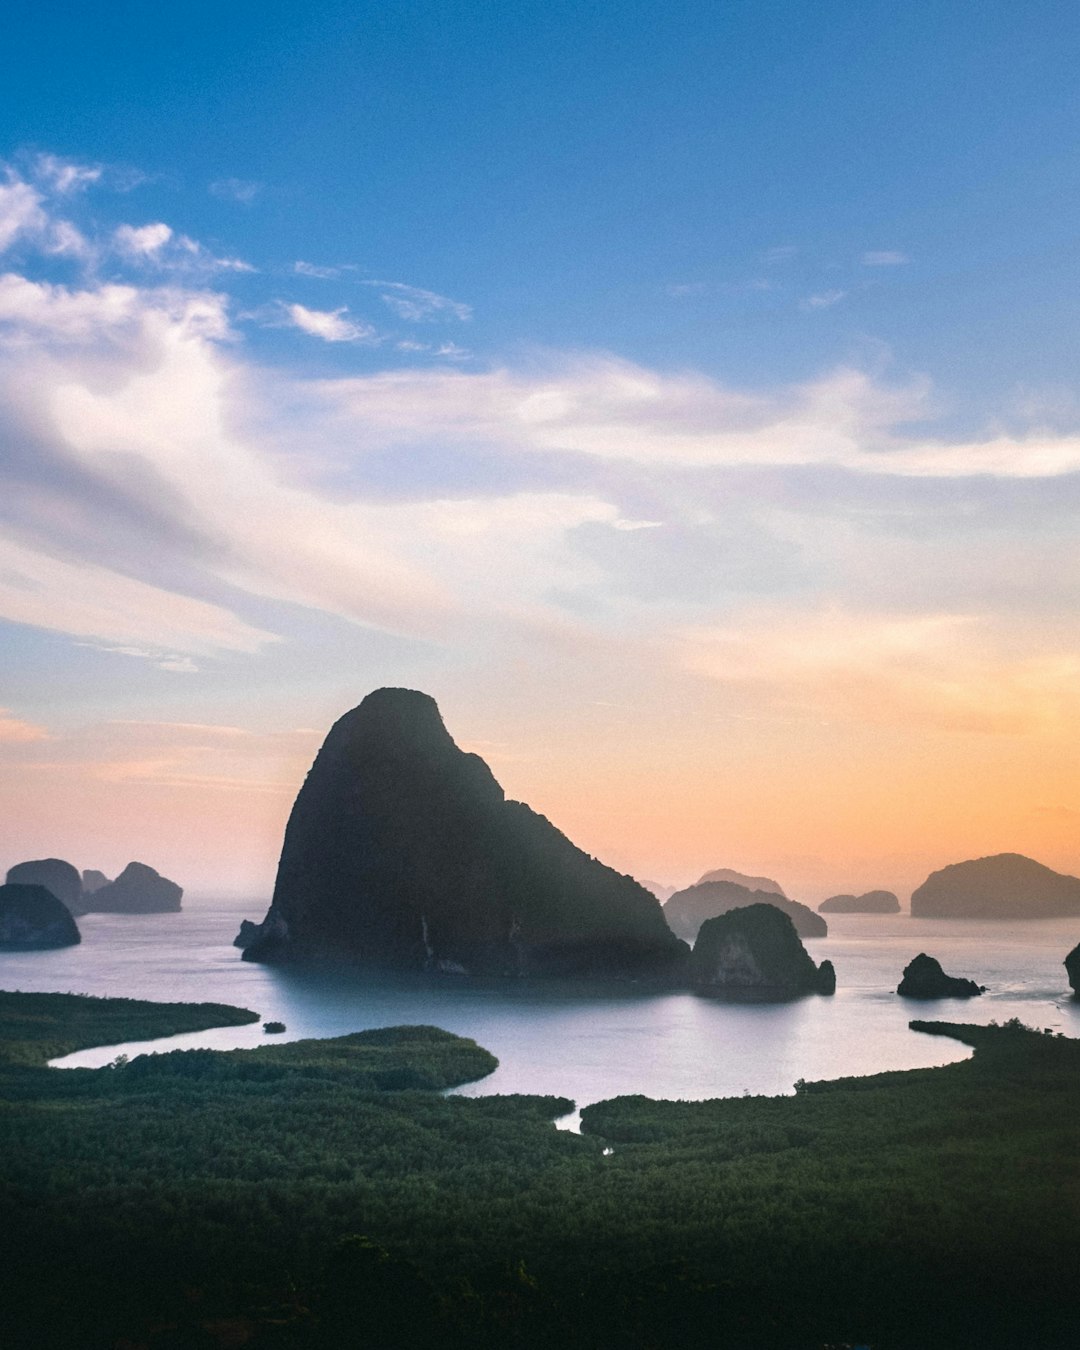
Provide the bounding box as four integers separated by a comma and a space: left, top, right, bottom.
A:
1, 993, 1079, 1349
0, 989, 259, 1065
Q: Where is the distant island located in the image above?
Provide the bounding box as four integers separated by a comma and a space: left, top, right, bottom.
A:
4, 858, 183, 915
910, 853, 1080, 919
696, 867, 786, 896
238, 688, 687, 979
818, 889, 900, 914
664, 879, 826, 941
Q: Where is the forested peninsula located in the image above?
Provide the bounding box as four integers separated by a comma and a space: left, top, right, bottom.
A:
2, 991, 1079, 1349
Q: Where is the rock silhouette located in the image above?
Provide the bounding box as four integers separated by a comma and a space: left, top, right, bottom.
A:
690, 904, 834, 997
819, 890, 900, 914
697, 868, 786, 896
897, 953, 985, 999
240, 688, 687, 978
665, 880, 826, 942
5, 859, 83, 913
910, 853, 1080, 919
0, 883, 81, 950
81, 870, 110, 895
88, 862, 182, 913
1066, 943, 1080, 996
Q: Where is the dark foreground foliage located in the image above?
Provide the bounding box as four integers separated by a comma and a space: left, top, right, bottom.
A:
1, 994, 1079, 1349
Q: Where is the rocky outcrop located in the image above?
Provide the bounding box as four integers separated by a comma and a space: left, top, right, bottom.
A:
239, 688, 688, 979
910, 854, 1080, 919
819, 890, 900, 914
665, 880, 826, 943
6, 859, 83, 913
0, 883, 81, 949
697, 868, 786, 897
897, 953, 985, 999
81, 869, 110, 895
1065, 943, 1080, 996
640, 880, 676, 903
690, 904, 834, 997
88, 862, 182, 913
233, 919, 263, 950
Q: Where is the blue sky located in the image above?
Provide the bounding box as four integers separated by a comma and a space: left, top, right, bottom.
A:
2, 2, 1080, 897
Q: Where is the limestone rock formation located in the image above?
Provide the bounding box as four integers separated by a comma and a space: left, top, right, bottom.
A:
1065, 943, 1080, 996
819, 890, 900, 914
697, 867, 786, 897
910, 853, 1080, 919
239, 688, 688, 978
665, 880, 826, 943
5, 859, 83, 913
88, 862, 182, 914
233, 919, 262, 949
81, 869, 110, 895
0, 883, 81, 950
640, 880, 676, 903
897, 953, 985, 999
690, 904, 834, 997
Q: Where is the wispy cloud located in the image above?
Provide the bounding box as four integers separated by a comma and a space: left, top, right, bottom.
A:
862, 250, 910, 267
33, 154, 102, 195
0, 709, 50, 743
763, 245, 799, 265
113, 221, 255, 273
209, 177, 262, 204
801, 289, 847, 310
366, 279, 472, 322
292, 260, 342, 279
285, 302, 378, 343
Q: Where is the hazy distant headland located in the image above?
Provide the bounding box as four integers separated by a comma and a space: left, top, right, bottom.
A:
911, 853, 1080, 919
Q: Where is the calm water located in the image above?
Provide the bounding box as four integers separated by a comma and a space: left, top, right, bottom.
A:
3, 901, 1079, 1118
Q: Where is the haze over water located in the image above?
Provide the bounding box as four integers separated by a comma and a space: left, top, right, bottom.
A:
6, 901, 1078, 1110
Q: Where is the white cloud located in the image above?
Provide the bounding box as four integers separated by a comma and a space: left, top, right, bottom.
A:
801, 289, 846, 310
286, 302, 378, 343
113, 221, 255, 274
209, 178, 261, 204
0, 178, 47, 252
862, 250, 910, 267
0, 535, 275, 657
34, 154, 102, 195
367, 280, 472, 322
764, 245, 799, 264
114, 221, 173, 257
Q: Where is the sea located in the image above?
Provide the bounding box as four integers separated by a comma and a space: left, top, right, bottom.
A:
4, 900, 1079, 1125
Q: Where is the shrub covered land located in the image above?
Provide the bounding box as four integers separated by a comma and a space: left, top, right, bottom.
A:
1, 993, 1079, 1348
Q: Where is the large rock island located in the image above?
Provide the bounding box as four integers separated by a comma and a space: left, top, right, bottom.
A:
910, 853, 1080, 919
238, 688, 687, 978
0, 883, 81, 950
665, 880, 826, 942
690, 903, 835, 997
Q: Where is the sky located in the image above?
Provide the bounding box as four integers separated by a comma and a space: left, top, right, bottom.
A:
2, 1, 1080, 902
